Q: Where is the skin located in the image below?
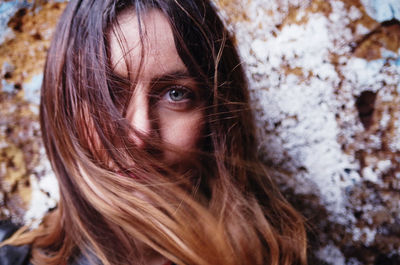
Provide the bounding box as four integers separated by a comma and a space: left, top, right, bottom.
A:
109, 9, 205, 166
108, 9, 205, 265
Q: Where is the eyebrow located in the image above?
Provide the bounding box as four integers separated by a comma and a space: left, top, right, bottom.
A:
150, 70, 194, 84
110, 69, 194, 84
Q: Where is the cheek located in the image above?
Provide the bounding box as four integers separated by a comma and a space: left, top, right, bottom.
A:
158, 109, 204, 161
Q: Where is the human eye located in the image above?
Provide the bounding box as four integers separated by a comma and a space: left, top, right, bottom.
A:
160, 85, 195, 110
166, 86, 192, 101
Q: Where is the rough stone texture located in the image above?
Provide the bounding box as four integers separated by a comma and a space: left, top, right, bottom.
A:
215, 0, 400, 264
0, 1, 64, 224
0, 0, 399, 264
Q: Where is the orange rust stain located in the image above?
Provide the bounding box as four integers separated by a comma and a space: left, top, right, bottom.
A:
0, 2, 67, 84
281, 65, 313, 83
276, 5, 309, 30
0, 94, 40, 214
285, 67, 304, 77
0, 2, 66, 219
354, 24, 400, 61
338, 0, 379, 30
307, 0, 332, 16
216, 0, 250, 23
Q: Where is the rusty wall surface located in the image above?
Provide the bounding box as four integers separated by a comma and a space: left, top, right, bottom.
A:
0, 0, 65, 223
0, 0, 399, 264
216, 0, 400, 264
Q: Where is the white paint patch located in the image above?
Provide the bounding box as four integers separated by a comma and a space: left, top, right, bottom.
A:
316, 244, 346, 265
23, 74, 43, 105
24, 173, 58, 227
232, 3, 361, 222
23, 147, 59, 227
0, 1, 20, 44
361, 0, 400, 22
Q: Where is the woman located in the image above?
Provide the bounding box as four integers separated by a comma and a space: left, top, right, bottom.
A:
1, 0, 307, 264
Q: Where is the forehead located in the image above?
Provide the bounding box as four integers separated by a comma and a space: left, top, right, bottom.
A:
108, 9, 186, 79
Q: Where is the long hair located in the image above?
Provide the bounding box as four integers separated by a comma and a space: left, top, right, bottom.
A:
3, 0, 307, 264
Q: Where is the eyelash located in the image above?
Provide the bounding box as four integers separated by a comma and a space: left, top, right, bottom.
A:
159, 85, 195, 109
109, 79, 198, 111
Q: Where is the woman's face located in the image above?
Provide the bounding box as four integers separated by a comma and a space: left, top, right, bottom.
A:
108, 9, 205, 167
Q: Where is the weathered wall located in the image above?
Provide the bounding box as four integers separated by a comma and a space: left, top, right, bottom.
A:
215, 0, 400, 264
0, 0, 64, 223
0, 0, 399, 264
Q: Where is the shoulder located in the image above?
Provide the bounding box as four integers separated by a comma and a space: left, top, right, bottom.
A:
0, 220, 31, 265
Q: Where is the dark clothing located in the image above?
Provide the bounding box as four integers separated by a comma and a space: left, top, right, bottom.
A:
0, 221, 174, 265
0, 220, 94, 265
0, 220, 31, 265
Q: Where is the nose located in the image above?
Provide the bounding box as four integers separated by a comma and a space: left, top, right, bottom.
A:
126, 85, 151, 148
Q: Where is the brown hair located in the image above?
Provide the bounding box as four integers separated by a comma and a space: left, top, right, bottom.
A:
3, 0, 307, 264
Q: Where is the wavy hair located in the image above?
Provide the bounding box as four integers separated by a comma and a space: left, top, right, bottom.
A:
3, 0, 307, 264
